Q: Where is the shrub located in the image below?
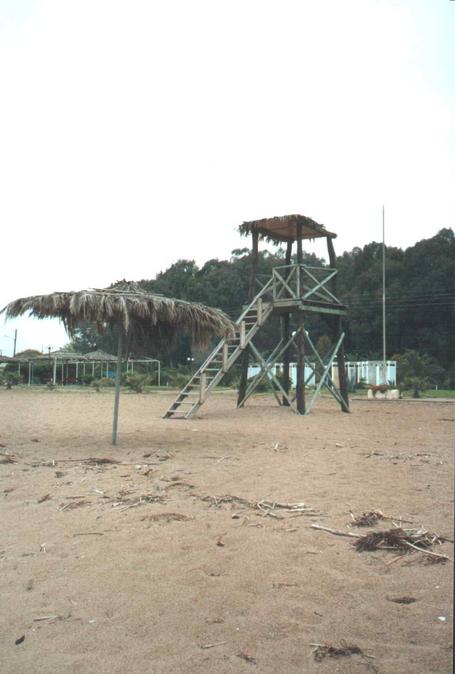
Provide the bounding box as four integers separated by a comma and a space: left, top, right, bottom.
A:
80, 374, 95, 386
402, 376, 429, 398
161, 368, 194, 388
393, 350, 443, 389
123, 373, 148, 393
4, 372, 20, 389
91, 377, 115, 390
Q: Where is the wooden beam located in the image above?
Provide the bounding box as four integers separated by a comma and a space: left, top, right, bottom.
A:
281, 240, 292, 405
200, 372, 207, 403
272, 299, 347, 315
222, 342, 229, 371
237, 229, 259, 407
295, 223, 305, 414
240, 321, 246, 349
326, 236, 349, 412
257, 298, 263, 326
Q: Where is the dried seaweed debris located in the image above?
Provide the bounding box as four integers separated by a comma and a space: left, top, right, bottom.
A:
386, 596, 417, 604
351, 510, 385, 526
311, 641, 367, 662
201, 494, 318, 518
355, 527, 448, 554
141, 512, 191, 522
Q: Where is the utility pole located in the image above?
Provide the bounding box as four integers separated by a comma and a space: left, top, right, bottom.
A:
382, 206, 387, 383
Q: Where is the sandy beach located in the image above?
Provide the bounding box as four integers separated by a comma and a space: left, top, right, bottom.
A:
0, 389, 453, 673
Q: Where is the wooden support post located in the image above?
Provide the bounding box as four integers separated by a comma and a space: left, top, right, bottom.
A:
200, 372, 207, 403
296, 312, 305, 414
238, 229, 259, 407
222, 342, 229, 371
240, 321, 246, 349
281, 313, 291, 406
296, 224, 305, 414
257, 298, 263, 326
281, 240, 293, 405
327, 236, 349, 412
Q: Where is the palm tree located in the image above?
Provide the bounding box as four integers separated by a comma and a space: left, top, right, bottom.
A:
2, 281, 233, 444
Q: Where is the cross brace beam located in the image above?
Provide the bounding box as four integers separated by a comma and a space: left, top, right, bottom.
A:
239, 329, 348, 414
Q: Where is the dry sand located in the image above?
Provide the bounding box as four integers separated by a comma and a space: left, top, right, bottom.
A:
0, 388, 453, 673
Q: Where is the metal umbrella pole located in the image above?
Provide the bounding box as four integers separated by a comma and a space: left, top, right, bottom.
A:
112, 326, 124, 446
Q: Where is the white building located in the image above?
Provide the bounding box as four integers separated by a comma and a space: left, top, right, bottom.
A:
248, 360, 397, 388
248, 363, 316, 386
345, 361, 397, 386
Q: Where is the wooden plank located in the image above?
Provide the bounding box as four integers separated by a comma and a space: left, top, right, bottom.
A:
295, 222, 305, 414
200, 373, 207, 403
240, 321, 246, 349
222, 343, 229, 371
271, 299, 347, 316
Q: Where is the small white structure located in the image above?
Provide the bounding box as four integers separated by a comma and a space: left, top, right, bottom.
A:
342, 361, 397, 387
248, 359, 397, 390
367, 388, 400, 400
248, 362, 316, 386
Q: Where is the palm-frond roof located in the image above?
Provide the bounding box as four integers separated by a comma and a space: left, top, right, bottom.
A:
239, 214, 336, 244
1, 281, 233, 347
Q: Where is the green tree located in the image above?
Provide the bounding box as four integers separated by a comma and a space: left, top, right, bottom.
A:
392, 349, 444, 397
66, 229, 454, 379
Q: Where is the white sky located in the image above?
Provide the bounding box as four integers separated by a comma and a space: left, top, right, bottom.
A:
1, 0, 454, 356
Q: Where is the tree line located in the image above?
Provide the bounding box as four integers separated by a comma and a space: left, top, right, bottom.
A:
69, 228, 455, 388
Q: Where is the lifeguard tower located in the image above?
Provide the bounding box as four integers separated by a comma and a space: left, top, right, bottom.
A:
164, 214, 349, 419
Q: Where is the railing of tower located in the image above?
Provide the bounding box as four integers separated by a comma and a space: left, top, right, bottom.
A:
271, 264, 342, 305
236, 276, 275, 325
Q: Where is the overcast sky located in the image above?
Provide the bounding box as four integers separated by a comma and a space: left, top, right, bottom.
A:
1, 0, 454, 356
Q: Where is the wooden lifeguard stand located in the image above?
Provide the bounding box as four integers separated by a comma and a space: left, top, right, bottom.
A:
164, 214, 349, 419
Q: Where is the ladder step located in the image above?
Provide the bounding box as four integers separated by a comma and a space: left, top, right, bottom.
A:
164, 287, 274, 420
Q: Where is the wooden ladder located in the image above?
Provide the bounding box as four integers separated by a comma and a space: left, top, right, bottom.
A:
163, 286, 273, 419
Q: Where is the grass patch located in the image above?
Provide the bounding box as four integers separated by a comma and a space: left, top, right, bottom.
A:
401, 389, 455, 399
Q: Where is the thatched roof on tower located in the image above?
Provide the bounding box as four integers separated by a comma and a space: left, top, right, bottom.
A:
239, 214, 336, 244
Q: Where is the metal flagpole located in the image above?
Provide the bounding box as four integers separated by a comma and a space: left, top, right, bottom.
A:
382, 206, 387, 383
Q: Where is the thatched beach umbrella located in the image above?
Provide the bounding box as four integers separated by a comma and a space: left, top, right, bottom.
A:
2, 281, 233, 444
